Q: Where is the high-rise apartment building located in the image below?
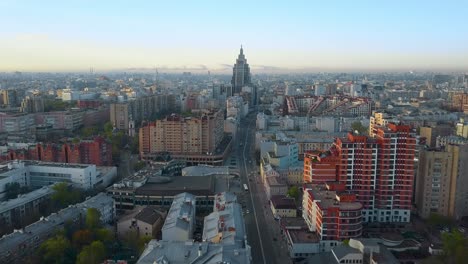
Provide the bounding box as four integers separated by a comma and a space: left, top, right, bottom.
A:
110, 94, 177, 133
304, 123, 416, 223
20, 96, 45, 113
415, 144, 468, 219
1, 89, 18, 107
139, 109, 226, 164
231, 46, 251, 95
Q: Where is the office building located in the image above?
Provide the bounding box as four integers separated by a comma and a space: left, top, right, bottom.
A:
0, 160, 97, 191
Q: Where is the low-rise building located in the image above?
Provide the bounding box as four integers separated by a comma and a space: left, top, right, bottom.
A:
161, 192, 196, 241
265, 176, 288, 199
117, 206, 165, 239
137, 240, 251, 264
0, 160, 98, 193
0, 184, 56, 230
270, 195, 297, 218
0, 193, 115, 263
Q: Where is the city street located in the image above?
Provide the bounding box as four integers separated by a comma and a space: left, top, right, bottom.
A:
237, 112, 291, 264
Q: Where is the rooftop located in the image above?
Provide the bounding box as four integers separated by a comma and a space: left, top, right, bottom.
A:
270, 195, 297, 210
287, 229, 320, 244
0, 184, 57, 214
306, 184, 362, 211
203, 203, 245, 245
134, 206, 165, 225
161, 193, 196, 237
137, 240, 250, 264
136, 176, 215, 197
182, 165, 229, 177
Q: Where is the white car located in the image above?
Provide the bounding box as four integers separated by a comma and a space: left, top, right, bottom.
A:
246, 210, 250, 214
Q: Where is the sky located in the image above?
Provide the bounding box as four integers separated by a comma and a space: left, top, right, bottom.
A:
1, 0, 468, 72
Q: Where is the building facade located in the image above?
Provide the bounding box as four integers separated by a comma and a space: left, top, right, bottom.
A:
304, 123, 416, 223
139, 109, 227, 165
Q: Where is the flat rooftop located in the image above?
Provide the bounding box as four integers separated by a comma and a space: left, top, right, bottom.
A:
287, 229, 320, 244
135, 176, 215, 197
307, 185, 362, 211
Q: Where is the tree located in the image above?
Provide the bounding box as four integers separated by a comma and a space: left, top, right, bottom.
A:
441, 230, 468, 264
95, 228, 113, 244
351, 121, 368, 134
121, 230, 152, 254
39, 235, 73, 264
287, 186, 300, 200
72, 229, 94, 248
428, 213, 454, 228
4, 182, 29, 200
86, 208, 101, 230
4, 182, 21, 200
134, 161, 146, 172
76, 241, 106, 264
51, 183, 81, 208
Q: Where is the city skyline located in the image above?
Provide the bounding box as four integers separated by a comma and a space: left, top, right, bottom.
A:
1, 1, 468, 72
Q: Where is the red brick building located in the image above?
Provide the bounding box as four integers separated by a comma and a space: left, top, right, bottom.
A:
1, 136, 112, 166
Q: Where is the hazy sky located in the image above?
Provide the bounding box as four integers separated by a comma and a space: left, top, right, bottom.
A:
1, 0, 468, 72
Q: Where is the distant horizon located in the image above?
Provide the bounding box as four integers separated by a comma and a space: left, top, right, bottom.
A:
1, 1, 468, 72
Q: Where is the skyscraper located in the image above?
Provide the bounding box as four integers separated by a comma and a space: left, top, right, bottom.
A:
231, 46, 251, 95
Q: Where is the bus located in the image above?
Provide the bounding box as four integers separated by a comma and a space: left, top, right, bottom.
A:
243, 184, 249, 192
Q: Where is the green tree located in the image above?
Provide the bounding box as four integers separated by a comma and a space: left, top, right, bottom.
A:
441, 230, 468, 264
51, 183, 81, 208
134, 161, 146, 172
39, 235, 73, 264
76, 241, 106, 264
351, 121, 368, 134
86, 208, 101, 230
95, 228, 114, 244
122, 230, 152, 254
103, 122, 114, 138
287, 186, 300, 200
72, 229, 94, 249
4, 182, 21, 200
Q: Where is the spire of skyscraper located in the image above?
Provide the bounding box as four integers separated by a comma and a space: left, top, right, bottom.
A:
231, 46, 251, 95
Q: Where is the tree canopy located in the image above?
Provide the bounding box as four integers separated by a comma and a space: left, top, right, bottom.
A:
4, 182, 29, 200
441, 230, 468, 264
76, 240, 106, 264
287, 186, 300, 200
351, 121, 368, 134
51, 183, 81, 208
86, 208, 102, 230
39, 235, 73, 264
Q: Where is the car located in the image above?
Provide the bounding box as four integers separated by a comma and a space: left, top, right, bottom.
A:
246, 210, 250, 214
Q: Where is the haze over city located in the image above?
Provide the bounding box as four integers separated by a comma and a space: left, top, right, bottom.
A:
1, 0, 468, 72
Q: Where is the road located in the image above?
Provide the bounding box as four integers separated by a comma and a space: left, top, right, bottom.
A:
237, 112, 291, 264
